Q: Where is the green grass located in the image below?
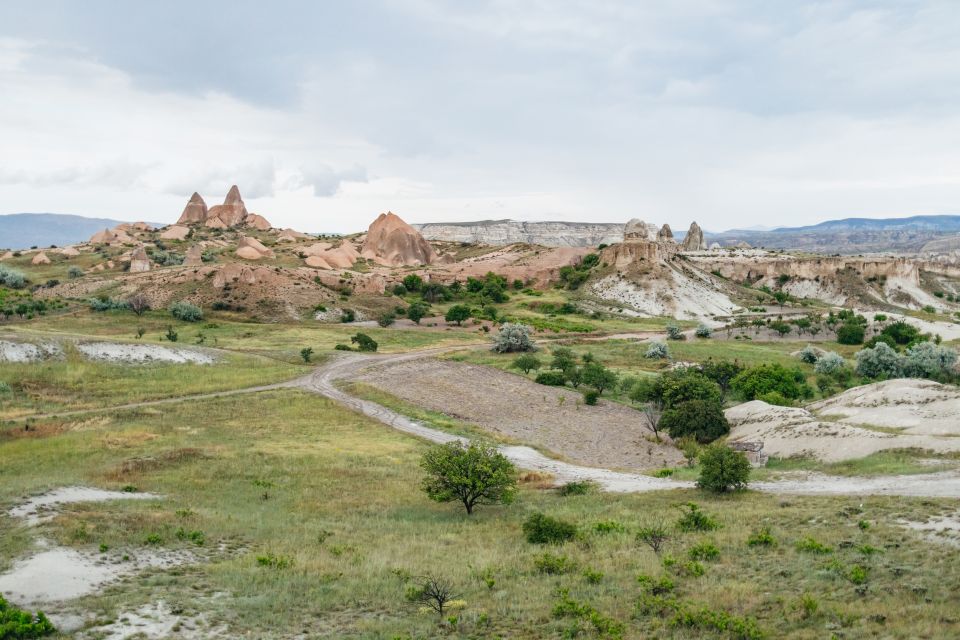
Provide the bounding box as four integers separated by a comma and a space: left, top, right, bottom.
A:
0, 390, 957, 638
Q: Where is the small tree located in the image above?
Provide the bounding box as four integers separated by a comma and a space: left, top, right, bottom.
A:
445, 304, 471, 326
420, 442, 517, 515
492, 323, 535, 353
377, 311, 396, 327
773, 290, 789, 309
408, 575, 459, 616
127, 293, 150, 317
300, 347, 314, 363
402, 274, 423, 292
581, 361, 618, 395
697, 444, 750, 493
351, 333, 378, 352
641, 401, 664, 440
550, 347, 578, 372
659, 399, 729, 443
406, 302, 429, 325
837, 322, 865, 345
512, 353, 542, 374
636, 521, 671, 555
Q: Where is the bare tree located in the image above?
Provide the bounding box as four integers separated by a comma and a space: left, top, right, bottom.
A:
636, 521, 671, 555
641, 401, 664, 441
412, 575, 459, 616
127, 293, 150, 317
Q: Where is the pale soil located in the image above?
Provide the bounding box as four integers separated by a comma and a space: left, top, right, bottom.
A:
0, 339, 62, 362
76, 342, 215, 365
899, 512, 960, 547
9, 486, 160, 526
350, 357, 684, 472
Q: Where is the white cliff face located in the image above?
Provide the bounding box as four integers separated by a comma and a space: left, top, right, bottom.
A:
412, 220, 624, 247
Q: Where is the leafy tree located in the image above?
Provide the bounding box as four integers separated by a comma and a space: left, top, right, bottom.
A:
550, 347, 577, 373
420, 442, 517, 515
581, 361, 618, 395
350, 333, 378, 352
697, 444, 750, 492
300, 347, 313, 363
902, 342, 958, 379
773, 290, 789, 309
658, 370, 722, 409
402, 274, 423, 292
512, 353, 542, 374
420, 282, 449, 303
837, 322, 865, 345
731, 364, 808, 401
659, 399, 729, 443
445, 304, 471, 326
406, 302, 430, 325
699, 360, 743, 400
492, 323, 535, 353
881, 321, 926, 346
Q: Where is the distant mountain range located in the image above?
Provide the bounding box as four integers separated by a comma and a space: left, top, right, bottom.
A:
708, 214, 960, 254
0, 213, 165, 249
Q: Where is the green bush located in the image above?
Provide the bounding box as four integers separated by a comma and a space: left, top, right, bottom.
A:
492, 323, 535, 353
523, 512, 578, 544
731, 363, 809, 401
688, 541, 720, 561
0, 595, 55, 639
666, 324, 685, 340
676, 503, 719, 532
855, 342, 902, 378
645, 341, 669, 359
445, 304, 472, 325
694, 324, 712, 338
535, 371, 567, 386
350, 333, 378, 352
0, 265, 26, 289
836, 322, 865, 345
534, 552, 575, 574
794, 537, 832, 554
67, 266, 84, 278
660, 399, 729, 443
558, 480, 594, 496
583, 389, 599, 405
169, 301, 203, 322
593, 520, 625, 535
697, 444, 750, 492
746, 527, 776, 547
512, 353, 542, 374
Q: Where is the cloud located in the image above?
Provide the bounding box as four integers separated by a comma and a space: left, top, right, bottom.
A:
294, 164, 368, 197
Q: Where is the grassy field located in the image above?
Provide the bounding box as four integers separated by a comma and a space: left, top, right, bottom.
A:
1, 390, 957, 638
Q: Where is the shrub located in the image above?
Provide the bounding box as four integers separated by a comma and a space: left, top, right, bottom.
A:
492, 322, 535, 353
676, 503, 719, 532
377, 311, 395, 327
813, 351, 845, 374
902, 342, 958, 379
406, 301, 430, 324
535, 371, 567, 386
582, 568, 604, 584
593, 520, 625, 534
855, 342, 902, 378
0, 265, 26, 289
794, 537, 832, 554
300, 347, 313, 363
256, 553, 293, 569
731, 363, 808, 401
88, 297, 128, 312
836, 322, 865, 345
688, 542, 720, 561
421, 442, 517, 515
512, 353, 542, 374
340, 309, 356, 323
756, 391, 792, 406
583, 389, 599, 405
694, 324, 712, 338
0, 594, 56, 638
164, 326, 178, 342
747, 527, 776, 547
697, 444, 750, 492
645, 341, 669, 359
0, 382, 11, 394
666, 324, 684, 340
636, 522, 671, 555
334, 343, 352, 351
445, 304, 472, 326
406, 574, 459, 616
637, 574, 675, 595
170, 301, 203, 322
67, 266, 84, 278
882, 320, 925, 346
797, 345, 820, 364
660, 399, 729, 443
558, 480, 595, 496
350, 333, 378, 352
534, 552, 575, 574
402, 274, 423, 292
523, 512, 578, 544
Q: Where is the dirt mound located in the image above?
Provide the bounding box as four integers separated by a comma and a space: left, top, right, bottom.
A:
726, 380, 960, 461
361, 212, 436, 266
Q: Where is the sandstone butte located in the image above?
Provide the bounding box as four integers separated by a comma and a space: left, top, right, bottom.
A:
361, 211, 436, 267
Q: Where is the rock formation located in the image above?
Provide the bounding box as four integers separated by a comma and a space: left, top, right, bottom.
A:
303, 241, 359, 270
361, 212, 436, 267
413, 220, 624, 247
207, 186, 248, 227
89, 227, 134, 245
160, 225, 190, 240
183, 245, 204, 266
31, 252, 51, 265
177, 193, 208, 225
58, 246, 80, 257
681, 222, 706, 251
624, 219, 656, 242
235, 236, 274, 260
657, 224, 675, 243
128, 246, 151, 272
245, 214, 272, 231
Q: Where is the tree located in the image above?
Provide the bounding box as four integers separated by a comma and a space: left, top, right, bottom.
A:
492, 323, 535, 353
550, 347, 577, 372
773, 290, 789, 309
659, 399, 729, 443
402, 274, 423, 292
512, 353, 542, 374
300, 347, 314, 363
697, 444, 750, 492
581, 361, 618, 395
377, 311, 396, 327
406, 302, 429, 325
127, 293, 150, 317
641, 401, 664, 440
658, 371, 722, 409
445, 304, 471, 326
420, 441, 517, 515
408, 575, 459, 616
636, 521, 671, 555
769, 320, 792, 339
350, 333, 378, 352
837, 322, 865, 345
700, 360, 744, 400
902, 342, 958, 379
855, 342, 902, 378
731, 364, 808, 401
420, 282, 448, 303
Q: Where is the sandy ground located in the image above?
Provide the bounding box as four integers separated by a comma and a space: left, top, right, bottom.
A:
899, 512, 960, 547
351, 357, 683, 472
76, 342, 215, 365
809, 379, 960, 435
0, 339, 62, 362
9, 486, 159, 526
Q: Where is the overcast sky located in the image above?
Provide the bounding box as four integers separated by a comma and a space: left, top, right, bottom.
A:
1, 1, 959, 233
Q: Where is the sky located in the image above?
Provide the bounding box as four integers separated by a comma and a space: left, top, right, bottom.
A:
1, 0, 959, 234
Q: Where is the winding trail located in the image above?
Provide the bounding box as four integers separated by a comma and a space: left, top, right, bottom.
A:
11, 345, 960, 497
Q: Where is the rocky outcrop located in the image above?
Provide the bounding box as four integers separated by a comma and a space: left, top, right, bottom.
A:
159, 225, 190, 240
206, 186, 249, 227
235, 236, 274, 260
129, 246, 151, 272
657, 224, 675, 243
89, 227, 134, 245
362, 212, 436, 267
58, 246, 80, 257
245, 214, 272, 231
183, 245, 204, 266
177, 193, 208, 225
681, 222, 706, 251
412, 220, 624, 247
